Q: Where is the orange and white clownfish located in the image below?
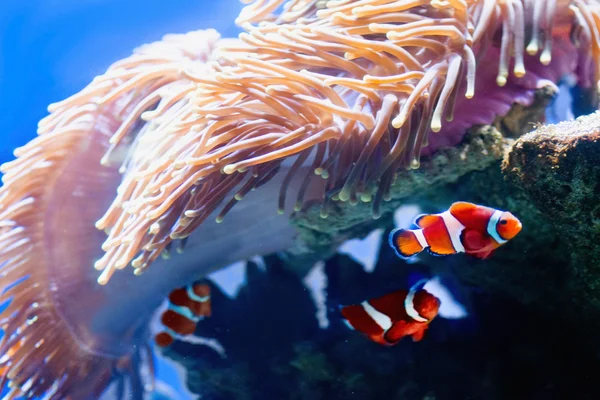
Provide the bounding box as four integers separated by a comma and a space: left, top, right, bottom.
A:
389, 201, 522, 260
154, 283, 211, 348
340, 280, 441, 345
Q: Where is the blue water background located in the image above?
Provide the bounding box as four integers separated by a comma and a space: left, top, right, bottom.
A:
0, 0, 243, 164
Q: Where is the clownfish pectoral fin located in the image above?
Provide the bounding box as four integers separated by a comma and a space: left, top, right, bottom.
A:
414, 214, 442, 229
460, 229, 488, 251
471, 248, 495, 260
389, 228, 426, 258
410, 327, 427, 342
382, 320, 410, 345
483, 249, 495, 259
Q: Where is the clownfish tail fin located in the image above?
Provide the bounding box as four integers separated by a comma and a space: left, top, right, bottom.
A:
337, 304, 354, 330
340, 311, 357, 331
389, 228, 426, 258
339, 304, 363, 332
155, 331, 175, 348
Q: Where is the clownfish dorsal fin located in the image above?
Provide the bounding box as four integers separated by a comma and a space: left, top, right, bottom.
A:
414, 214, 442, 229
448, 201, 478, 216
404, 279, 429, 323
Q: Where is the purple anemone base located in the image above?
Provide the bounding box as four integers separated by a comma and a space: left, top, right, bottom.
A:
424, 35, 582, 157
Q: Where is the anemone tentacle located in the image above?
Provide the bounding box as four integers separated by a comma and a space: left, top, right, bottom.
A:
95, 0, 600, 284
1, 1, 600, 398
0, 29, 221, 399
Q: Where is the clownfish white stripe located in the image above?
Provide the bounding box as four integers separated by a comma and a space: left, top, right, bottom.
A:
440, 211, 465, 253
168, 303, 201, 322
413, 229, 429, 249
361, 300, 393, 331
487, 210, 508, 244
404, 284, 429, 323
162, 327, 183, 341
187, 285, 209, 303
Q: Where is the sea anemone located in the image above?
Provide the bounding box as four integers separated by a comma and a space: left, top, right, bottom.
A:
0, 0, 599, 398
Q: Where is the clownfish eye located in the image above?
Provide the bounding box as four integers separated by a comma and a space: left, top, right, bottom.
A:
499, 220, 508, 225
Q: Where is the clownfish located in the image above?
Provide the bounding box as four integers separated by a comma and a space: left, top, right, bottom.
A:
340, 280, 440, 345
154, 283, 211, 348
389, 201, 522, 259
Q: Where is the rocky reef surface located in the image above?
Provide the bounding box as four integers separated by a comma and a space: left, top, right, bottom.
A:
504, 112, 600, 328
289, 88, 600, 339
164, 255, 600, 400
162, 88, 600, 399
285, 85, 557, 269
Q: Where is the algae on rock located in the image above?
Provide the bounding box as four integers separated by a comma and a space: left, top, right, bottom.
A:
287, 85, 557, 270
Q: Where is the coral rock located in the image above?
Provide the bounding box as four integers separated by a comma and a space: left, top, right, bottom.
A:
504, 112, 600, 318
